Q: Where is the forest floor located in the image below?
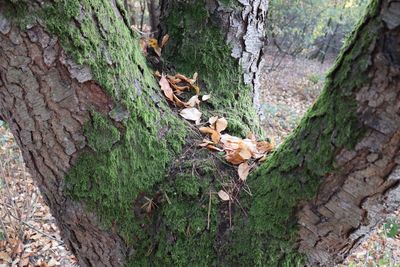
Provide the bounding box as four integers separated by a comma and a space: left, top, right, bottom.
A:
0, 52, 399, 266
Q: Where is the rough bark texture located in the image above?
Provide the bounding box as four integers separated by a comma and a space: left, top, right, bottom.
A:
298, 1, 400, 264
0, 8, 126, 266
159, 0, 267, 113
0, 0, 399, 266
208, 0, 268, 112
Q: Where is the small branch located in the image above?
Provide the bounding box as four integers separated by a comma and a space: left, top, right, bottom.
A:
207, 189, 211, 230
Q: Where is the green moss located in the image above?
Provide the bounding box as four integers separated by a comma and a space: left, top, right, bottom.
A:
162, 0, 261, 138
4, 0, 384, 265
84, 111, 120, 152
222, 1, 383, 265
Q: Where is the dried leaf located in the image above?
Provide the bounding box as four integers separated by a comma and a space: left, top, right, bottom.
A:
0, 251, 11, 262
246, 132, 256, 141
208, 116, 218, 127
238, 162, 251, 181
166, 75, 181, 84
192, 85, 200, 95
175, 73, 195, 85
206, 145, 224, 152
172, 94, 186, 108
215, 117, 228, 133
202, 94, 211, 101
225, 150, 245, 165
198, 139, 213, 147
160, 34, 170, 48
211, 131, 221, 144
199, 127, 220, 144
159, 75, 174, 102
185, 95, 200, 107
180, 107, 202, 124
139, 39, 148, 55
218, 190, 230, 201
154, 71, 161, 78
148, 38, 161, 57
199, 127, 215, 134
192, 72, 198, 82
256, 141, 274, 154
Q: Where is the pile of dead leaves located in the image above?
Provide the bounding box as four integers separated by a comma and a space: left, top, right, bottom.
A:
199, 117, 274, 183
155, 71, 210, 125
149, 38, 274, 203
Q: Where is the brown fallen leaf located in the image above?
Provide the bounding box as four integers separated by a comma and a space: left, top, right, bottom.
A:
148, 38, 161, 57
256, 141, 274, 154
198, 139, 213, 147
199, 127, 220, 144
218, 190, 230, 201
238, 162, 251, 181
211, 131, 221, 144
215, 117, 228, 133
159, 74, 174, 102
0, 251, 11, 263
225, 150, 246, 165
154, 71, 161, 78
208, 116, 218, 128
180, 107, 202, 124
160, 34, 170, 48
172, 94, 186, 108
185, 95, 200, 107
166, 75, 182, 84
206, 144, 224, 152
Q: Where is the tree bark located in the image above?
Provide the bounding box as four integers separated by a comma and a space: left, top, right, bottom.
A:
0, 0, 399, 267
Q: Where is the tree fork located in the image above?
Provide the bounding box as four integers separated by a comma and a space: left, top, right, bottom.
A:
0, 0, 399, 266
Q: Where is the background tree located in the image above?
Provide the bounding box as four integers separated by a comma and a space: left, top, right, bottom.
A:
0, 0, 399, 266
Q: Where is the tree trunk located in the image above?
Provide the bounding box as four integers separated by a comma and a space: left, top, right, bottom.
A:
147, 0, 159, 32
0, 0, 399, 267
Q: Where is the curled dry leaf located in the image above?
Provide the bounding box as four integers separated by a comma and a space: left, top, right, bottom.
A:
199, 127, 220, 144
256, 141, 274, 154
238, 162, 251, 181
225, 150, 246, 165
147, 38, 161, 57
192, 72, 198, 82
159, 75, 174, 102
198, 139, 213, 147
215, 117, 228, 133
246, 132, 257, 141
180, 107, 202, 124
206, 145, 224, 152
199, 126, 215, 134
208, 116, 218, 127
160, 34, 170, 48
185, 95, 200, 107
218, 190, 230, 201
202, 94, 211, 101
173, 94, 186, 108
211, 131, 221, 144
154, 71, 161, 78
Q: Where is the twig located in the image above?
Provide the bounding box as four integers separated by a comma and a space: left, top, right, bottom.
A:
130, 25, 157, 37
207, 189, 211, 230
7, 212, 64, 244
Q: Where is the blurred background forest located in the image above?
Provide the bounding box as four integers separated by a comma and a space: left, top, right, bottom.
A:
2, 0, 400, 266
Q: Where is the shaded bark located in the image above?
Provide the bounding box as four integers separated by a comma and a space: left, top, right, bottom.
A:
0, 6, 126, 266
0, 0, 399, 266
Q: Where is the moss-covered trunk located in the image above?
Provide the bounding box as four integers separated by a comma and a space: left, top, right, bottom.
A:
0, 0, 399, 266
